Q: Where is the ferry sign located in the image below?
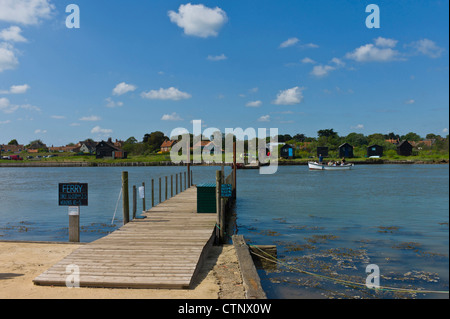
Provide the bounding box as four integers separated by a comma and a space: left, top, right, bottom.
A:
59, 183, 88, 206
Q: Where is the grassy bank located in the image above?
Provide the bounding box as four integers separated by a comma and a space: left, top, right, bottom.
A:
1, 151, 448, 166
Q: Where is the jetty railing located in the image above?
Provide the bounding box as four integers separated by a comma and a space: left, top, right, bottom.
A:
121, 170, 194, 223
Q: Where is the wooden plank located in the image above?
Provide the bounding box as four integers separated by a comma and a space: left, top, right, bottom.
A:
232, 235, 267, 299
33, 186, 217, 289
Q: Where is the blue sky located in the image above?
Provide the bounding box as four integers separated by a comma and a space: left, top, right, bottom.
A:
0, 0, 448, 146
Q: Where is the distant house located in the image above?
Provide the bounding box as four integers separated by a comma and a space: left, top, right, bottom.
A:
317, 147, 329, 157
78, 140, 97, 154
385, 139, 400, 145
96, 139, 127, 159
367, 144, 383, 157
1, 144, 25, 153
280, 144, 295, 159
160, 140, 177, 153
49, 145, 79, 153
339, 143, 354, 158
397, 141, 413, 156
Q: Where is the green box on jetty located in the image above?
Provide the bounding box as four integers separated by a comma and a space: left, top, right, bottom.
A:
197, 183, 216, 213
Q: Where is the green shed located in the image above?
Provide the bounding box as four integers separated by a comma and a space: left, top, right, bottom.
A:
197, 183, 216, 213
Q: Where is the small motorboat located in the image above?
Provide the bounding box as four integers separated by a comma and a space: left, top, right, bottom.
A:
308, 162, 354, 171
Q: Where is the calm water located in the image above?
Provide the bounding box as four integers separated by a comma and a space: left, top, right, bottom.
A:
0, 165, 448, 299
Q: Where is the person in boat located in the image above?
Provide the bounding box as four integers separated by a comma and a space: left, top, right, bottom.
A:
341, 157, 346, 166
319, 154, 323, 164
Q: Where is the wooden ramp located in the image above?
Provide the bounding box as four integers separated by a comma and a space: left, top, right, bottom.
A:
33, 186, 217, 289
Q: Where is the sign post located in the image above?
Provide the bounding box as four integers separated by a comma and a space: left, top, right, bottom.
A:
59, 183, 88, 243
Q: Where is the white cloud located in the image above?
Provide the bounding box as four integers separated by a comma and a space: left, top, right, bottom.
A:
105, 97, 123, 108
374, 37, 398, 48
330, 57, 345, 67
311, 65, 335, 77
301, 43, 319, 49
161, 112, 183, 121
279, 37, 299, 48
351, 124, 364, 130
112, 82, 136, 96
246, 100, 262, 108
79, 115, 101, 122
0, 42, 19, 72
34, 129, 47, 134
91, 126, 113, 135
50, 115, 65, 119
207, 53, 227, 61
168, 3, 228, 38
0, 84, 30, 94
346, 43, 400, 62
0, 97, 39, 113
70, 123, 80, 127
257, 115, 270, 122
405, 99, 415, 105
407, 39, 444, 58
443, 128, 449, 134
141, 87, 192, 101
301, 57, 316, 64
273, 87, 304, 105
0, 120, 11, 125
0, 0, 55, 25
0, 26, 27, 42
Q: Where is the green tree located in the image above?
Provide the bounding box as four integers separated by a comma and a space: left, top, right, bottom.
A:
8, 139, 18, 145
318, 129, 338, 138
401, 132, 421, 142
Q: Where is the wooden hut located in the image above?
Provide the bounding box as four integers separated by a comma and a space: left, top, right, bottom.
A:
397, 141, 413, 156
280, 144, 295, 159
339, 143, 354, 158
317, 147, 329, 157
367, 144, 383, 157
96, 139, 127, 159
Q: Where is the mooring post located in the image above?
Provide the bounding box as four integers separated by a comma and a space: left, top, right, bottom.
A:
159, 177, 162, 204
151, 179, 154, 208
216, 170, 223, 244
191, 170, 193, 186
122, 171, 129, 225
68, 206, 80, 243
142, 182, 146, 212
187, 138, 191, 189
132, 185, 137, 219
184, 172, 186, 190
179, 173, 182, 190
175, 173, 178, 194
171, 175, 173, 197
165, 176, 168, 201
233, 141, 237, 198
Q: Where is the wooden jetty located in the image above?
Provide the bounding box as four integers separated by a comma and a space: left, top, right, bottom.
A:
33, 186, 217, 289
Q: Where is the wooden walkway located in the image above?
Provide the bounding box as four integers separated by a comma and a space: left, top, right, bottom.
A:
33, 186, 217, 289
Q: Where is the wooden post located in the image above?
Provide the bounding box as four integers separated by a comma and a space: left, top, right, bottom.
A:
184, 172, 186, 190
187, 138, 191, 190
165, 176, 168, 201
171, 175, 173, 197
180, 173, 182, 190
216, 170, 223, 244
142, 182, 146, 212
132, 185, 137, 219
176, 173, 178, 194
159, 177, 161, 204
233, 141, 237, 198
122, 171, 129, 225
151, 179, 154, 208
191, 170, 193, 186
68, 207, 80, 243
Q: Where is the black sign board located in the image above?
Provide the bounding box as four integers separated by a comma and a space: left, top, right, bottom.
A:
221, 184, 233, 198
59, 183, 88, 206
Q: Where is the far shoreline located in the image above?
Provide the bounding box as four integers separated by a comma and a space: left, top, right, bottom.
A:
0, 158, 448, 168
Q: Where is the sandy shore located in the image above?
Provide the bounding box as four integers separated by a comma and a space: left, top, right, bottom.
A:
0, 241, 245, 299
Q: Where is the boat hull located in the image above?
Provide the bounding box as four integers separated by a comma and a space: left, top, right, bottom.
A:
308, 162, 354, 170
